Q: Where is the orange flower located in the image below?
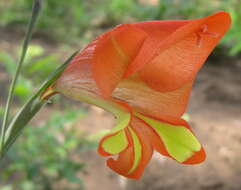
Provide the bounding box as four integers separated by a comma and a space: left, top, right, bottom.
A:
51, 11, 231, 179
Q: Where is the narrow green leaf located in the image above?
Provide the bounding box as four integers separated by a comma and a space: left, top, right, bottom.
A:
1, 0, 43, 152
0, 51, 78, 158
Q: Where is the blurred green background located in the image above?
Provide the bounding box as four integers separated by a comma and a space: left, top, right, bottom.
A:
0, 0, 241, 190
0, 0, 241, 55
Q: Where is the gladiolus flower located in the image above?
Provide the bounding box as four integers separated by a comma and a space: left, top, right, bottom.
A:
45, 11, 231, 179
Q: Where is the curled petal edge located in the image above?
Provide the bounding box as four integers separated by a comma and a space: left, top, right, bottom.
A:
98, 112, 205, 179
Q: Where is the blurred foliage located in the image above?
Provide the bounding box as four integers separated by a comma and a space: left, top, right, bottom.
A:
0, 109, 97, 190
0, 0, 240, 55
0, 106, 4, 124
221, 0, 241, 55
0, 44, 60, 102
139, 0, 241, 56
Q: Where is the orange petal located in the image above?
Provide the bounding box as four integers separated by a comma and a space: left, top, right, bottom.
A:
92, 24, 147, 98
99, 117, 154, 179
106, 128, 135, 176
123, 20, 190, 77
137, 11, 231, 92
113, 75, 193, 118
133, 116, 170, 157
133, 20, 189, 38
182, 147, 206, 164
54, 39, 99, 95
127, 121, 153, 179
98, 112, 205, 179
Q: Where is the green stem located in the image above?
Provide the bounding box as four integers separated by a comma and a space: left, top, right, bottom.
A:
0, 51, 78, 158
1, 0, 42, 153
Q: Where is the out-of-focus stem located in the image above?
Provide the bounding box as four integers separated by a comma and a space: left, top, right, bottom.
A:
0, 0, 42, 154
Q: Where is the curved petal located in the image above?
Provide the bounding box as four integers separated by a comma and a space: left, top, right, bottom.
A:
56, 38, 97, 88
126, 124, 153, 179
136, 113, 206, 164
133, 20, 190, 38
131, 116, 169, 157
98, 118, 153, 179
137, 11, 231, 92
113, 75, 193, 118
106, 128, 135, 176
183, 147, 206, 164
98, 130, 129, 156
98, 111, 205, 179
124, 12, 231, 91
92, 24, 147, 98
123, 20, 190, 77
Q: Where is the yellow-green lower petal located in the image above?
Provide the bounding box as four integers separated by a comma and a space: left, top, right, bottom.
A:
138, 114, 201, 162
127, 127, 142, 174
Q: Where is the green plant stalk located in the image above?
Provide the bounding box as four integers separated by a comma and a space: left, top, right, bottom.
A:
0, 51, 78, 157
0, 0, 42, 151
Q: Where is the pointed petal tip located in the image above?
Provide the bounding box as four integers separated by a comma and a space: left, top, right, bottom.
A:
182, 147, 206, 164
210, 11, 232, 28
213, 10, 231, 18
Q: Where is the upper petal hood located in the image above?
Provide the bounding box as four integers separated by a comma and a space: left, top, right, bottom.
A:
57, 11, 231, 97
127, 11, 231, 92
56, 11, 231, 119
